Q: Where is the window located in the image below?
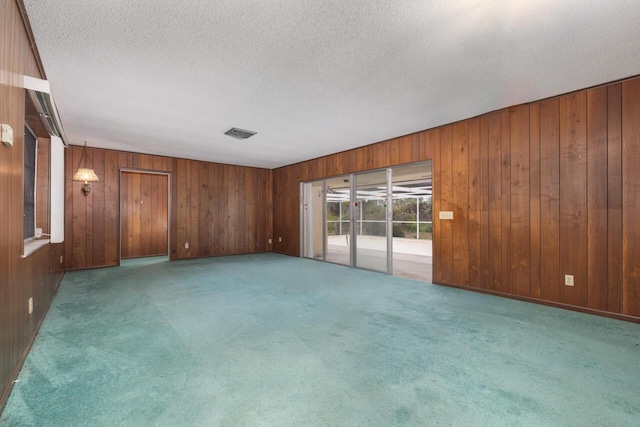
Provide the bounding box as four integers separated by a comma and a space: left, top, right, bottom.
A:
24, 124, 37, 241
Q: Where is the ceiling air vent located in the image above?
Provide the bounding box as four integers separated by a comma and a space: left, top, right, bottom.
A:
224, 128, 256, 140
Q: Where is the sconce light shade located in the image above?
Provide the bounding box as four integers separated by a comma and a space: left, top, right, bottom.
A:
73, 142, 100, 196
73, 168, 99, 183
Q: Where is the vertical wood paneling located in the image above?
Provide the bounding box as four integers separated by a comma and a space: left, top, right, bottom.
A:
236, 166, 246, 252
540, 99, 561, 302
120, 170, 129, 258
175, 158, 188, 258
273, 167, 285, 253
559, 92, 588, 307
510, 105, 530, 296
169, 159, 177, 256
103, 150, 119, 266
439, 126, 454, 283
586, 87, 609, 310
468, 118, 482, 288
324, 155, 335, 178
479, 117, 490, 289
500, 110, 512, 294
487, 113, 503, 291
431, 130, 442, 283
71, 146, 86, 268
264, 169, 274, 253
198, 162, 216, 253
411, 133, 420, 161
452, 121, 469, 285
85, 149, 95, 266
607, 84, 623, 313
122, 152, 132, 168
131, 172, 141, 256
92, 149, 105, 266
63, 145, 74, 269
529, 103, 542, 299
364, 145, 373, 170
245, 167, 256, 251
189, 159, 200, 256
150, 172, 158, 253
315, 157, 326, 181
242, 168, 251, 251
161, 171, 169, 251
420, 131, 432, 160
399, 135, 413, 164
215, 161, 227, 255
622, 79, 640, 317
226, 165, 237, 254
389, 138, 400, 165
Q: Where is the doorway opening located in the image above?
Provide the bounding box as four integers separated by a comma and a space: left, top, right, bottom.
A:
119, 170, 170, 261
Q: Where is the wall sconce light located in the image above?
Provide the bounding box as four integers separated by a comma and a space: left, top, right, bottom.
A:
72, 142, 99, 196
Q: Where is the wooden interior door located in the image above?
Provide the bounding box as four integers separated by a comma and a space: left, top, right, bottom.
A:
120, 171, 169, 259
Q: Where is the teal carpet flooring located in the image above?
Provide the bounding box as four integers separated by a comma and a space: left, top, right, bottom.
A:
1, 253, 639, 426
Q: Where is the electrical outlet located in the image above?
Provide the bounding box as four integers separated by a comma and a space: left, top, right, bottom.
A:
268, 238, 272, 244
184, 242, 189, 249
278, 237, 282, 242
564, 275, 574, 286
28, 297, 33, 314
60, 255, 63, 264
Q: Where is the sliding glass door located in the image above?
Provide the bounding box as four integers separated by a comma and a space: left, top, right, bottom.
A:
325, 175, 351, 266
301, 161, 432, 280
354, 170, 389, 273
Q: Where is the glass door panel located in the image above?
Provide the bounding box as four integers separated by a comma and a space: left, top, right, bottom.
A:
355, 170, 388, 272
302, 180, 324, 260
324, 175, 351, 266
391, 161, 433, 282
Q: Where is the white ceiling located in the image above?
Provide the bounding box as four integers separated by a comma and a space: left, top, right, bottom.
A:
24, 0, 640, 169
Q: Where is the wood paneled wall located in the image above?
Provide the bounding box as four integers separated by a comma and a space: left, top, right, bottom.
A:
172, 158, 273, 259
65, 146, 273, 269
1, 0, 65, 409
273, 77, 640, 320
120, 172, 169, 259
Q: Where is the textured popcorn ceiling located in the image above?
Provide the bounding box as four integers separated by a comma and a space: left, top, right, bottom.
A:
23, 0, 640, 168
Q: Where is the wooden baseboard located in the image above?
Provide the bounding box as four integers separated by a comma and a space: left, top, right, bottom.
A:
432, 280, 640, 324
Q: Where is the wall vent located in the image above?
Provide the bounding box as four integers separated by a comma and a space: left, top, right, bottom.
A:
224, 128, 256, 140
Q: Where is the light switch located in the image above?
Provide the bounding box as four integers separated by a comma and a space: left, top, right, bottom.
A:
439, 211, 454, 220
1, 124, 14, 147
